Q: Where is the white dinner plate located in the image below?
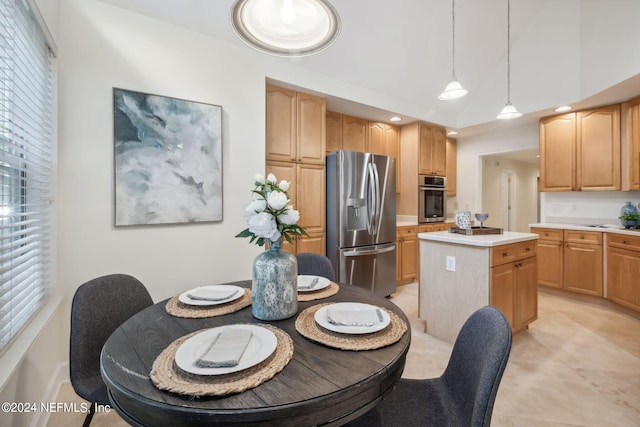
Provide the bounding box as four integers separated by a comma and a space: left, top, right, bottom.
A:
178, 285, 245, 306
297, 275, 331, 292
314, 302, 391, 335
175, 324, 277, 375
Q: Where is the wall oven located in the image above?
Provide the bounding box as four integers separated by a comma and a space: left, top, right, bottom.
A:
418, 175, 446, 223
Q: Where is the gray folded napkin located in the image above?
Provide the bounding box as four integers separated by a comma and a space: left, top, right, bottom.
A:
298, 277, 319, 291
187, 288, 239, 301
194, 328, 253, 368
326, 306, 383, 327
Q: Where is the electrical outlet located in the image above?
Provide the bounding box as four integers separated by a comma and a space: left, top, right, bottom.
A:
446, 256, 456, 272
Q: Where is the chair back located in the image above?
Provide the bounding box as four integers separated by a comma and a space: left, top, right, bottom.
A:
70, 274, 153, 397
441, 306, 512, 427
296, 253, 336, 282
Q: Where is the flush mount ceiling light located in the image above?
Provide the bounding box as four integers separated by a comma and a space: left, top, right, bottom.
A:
230, 0, 341, 57
555, 105, 572, 112
439, 0, 467, 101
389, 116, 402, 122
497, 0, 522, 119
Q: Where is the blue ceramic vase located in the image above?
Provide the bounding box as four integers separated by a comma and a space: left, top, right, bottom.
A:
251, 237, 298, 320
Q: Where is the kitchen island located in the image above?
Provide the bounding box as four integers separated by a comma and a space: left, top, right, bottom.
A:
418, 230, 538, 344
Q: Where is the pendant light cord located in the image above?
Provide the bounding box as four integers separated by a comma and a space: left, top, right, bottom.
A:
506, 0, 512, 103
451, 0, 457, 79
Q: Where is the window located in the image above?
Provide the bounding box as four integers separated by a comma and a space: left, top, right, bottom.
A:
0, 0, 54, 353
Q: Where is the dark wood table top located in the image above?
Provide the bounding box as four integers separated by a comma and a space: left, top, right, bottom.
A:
100, 281, 410, 427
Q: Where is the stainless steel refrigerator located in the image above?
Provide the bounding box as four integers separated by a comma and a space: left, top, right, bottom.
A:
326, 150, 396, 297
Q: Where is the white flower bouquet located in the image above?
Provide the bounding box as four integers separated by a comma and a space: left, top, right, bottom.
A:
236, 173, 307, 246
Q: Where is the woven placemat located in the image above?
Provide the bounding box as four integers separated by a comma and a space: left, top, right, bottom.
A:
295, 303, 408, 351
150, 324, 293, 397
165, 290, 252, 318
297, 282, 339, 302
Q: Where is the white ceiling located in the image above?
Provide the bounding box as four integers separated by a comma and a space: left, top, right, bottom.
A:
99, 0, 640, 141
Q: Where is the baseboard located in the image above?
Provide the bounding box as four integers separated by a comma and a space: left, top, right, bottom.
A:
30, 362, 69, 427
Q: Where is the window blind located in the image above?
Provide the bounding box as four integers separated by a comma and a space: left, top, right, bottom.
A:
0, 0, 53, 353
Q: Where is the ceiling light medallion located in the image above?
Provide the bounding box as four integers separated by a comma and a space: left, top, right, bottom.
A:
230, 0, 341, 57
439, 0, 467, 101
497, 0, 522, 119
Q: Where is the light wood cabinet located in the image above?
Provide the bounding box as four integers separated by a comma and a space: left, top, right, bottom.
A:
490, 240, 538, 333
576, 105, 621, 191
396, 226, 418, 284
325, 110, 343, 154
623, 96, 640, 190
530, 227, 603, 297
368, 122, 386, 155
386, 124, 401, 193
342, 114, 368, 152
418, 123, 447, 176
266, 84, 326, 255
532, 228, 563, 288
266, 84, 326, 164
445, 138, 457, 196
539, 104, 621, 192
418, 223, 450, 233
607, 234, 640, 311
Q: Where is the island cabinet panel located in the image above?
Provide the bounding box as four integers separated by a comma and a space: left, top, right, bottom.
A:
490, 242, 538, 333
607, 234, 640, 311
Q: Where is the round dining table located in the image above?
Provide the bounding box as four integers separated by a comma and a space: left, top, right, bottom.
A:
100, 280, 410, 427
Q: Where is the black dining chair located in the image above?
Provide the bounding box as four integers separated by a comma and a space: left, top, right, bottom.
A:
296, 252, 336, 281
69, 274, 153, 427
346, 305, 512, 427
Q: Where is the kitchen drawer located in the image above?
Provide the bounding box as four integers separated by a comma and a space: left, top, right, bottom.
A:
607, 233, 640, 252
531, 227, 563, 242
418, 223, 449, 233
564, 230, 602, 245
516, 240, 537, 259
491, 244, 517, 267
397, 226, 418, 237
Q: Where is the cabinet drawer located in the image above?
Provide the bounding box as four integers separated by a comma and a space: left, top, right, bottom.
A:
418, 223, 449, 233
491, 244, 517, 267
607, 233, 640, 252
531, 227, 563, 242
516, 240, 537, 259
564, 230, 602, 245
397, 226, 418, 237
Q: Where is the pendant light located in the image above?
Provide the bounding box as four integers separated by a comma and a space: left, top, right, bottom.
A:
439, 0, 467, 100
230, 0, 341, 57
496, 0, 522, 119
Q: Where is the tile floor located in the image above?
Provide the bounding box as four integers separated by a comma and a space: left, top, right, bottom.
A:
48, 284, 640, 426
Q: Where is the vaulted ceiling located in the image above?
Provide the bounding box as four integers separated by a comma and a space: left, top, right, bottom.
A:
99, 0, 640, 134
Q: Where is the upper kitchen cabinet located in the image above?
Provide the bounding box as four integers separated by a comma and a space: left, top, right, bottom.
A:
416, 122, 446, 176
576, 105, 621, 191
342, 114, 368, 152
539, 113, 576, 191
326, 110, 342, 155
369, 121, 401, 192
539, 104, 621, 191
623, 96, 640, 190
266, 84, 326, 164
445, 138, 457, 196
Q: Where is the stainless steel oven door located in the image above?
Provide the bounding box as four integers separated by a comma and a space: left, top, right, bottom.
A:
418, 186, 446, 223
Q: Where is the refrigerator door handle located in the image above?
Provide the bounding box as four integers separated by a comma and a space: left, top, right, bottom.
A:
343, 244, 396, 257
372, 161, 381, 236
367, 162, 379, 236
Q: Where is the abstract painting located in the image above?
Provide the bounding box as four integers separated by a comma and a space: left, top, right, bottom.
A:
113, 88, 222, 226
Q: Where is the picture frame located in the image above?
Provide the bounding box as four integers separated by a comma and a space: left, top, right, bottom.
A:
113, 88, 223, 226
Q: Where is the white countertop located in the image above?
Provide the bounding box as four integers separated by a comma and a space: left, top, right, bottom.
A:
529, 223, 640, 236
418, 230, 538, 247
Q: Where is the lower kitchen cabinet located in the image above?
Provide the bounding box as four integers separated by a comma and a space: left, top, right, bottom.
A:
530, 227, 603, 297
490, 241, 538, 333
607, 234, 640, 311
396, 226, 418, 284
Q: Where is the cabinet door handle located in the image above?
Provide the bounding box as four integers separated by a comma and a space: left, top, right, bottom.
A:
544, 232, 549, 236
579, 234, 584, 239
502, 252, 508, 257
525, 247, 530, 252
623, 240, 628, 244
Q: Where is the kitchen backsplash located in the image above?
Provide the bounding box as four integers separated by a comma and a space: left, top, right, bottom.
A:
542, 191, 640, 225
